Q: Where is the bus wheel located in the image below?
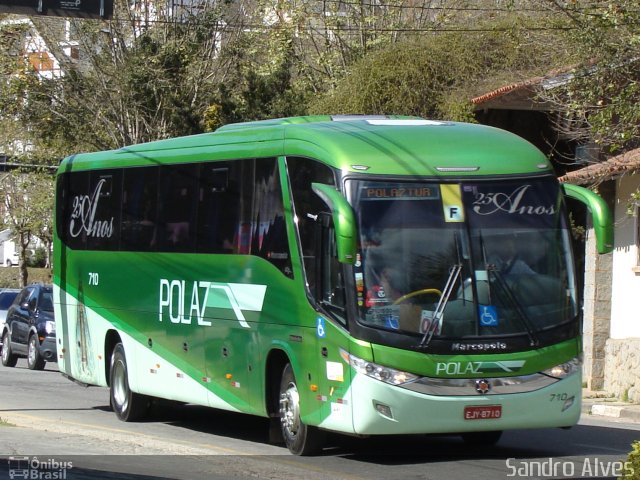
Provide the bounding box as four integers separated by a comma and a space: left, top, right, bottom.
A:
27, 334, 45, 370
110, 343, 149, 422
461, 430, 503, 446
1, 331, 17, 367
279, 363, 325, 455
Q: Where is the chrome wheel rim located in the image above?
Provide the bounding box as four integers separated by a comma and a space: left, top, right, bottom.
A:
28, 337, 37, 365
112, 359, 128, 411
1, 334, 7, 362
279, 381, 301, 438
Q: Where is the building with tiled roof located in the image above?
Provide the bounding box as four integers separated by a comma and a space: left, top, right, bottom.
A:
473, 69, 640, 402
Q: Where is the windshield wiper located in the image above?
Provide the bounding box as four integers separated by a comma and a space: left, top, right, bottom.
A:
420, 264, 462, 347
487, 267, 539, 347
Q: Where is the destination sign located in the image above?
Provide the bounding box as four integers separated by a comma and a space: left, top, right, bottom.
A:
361, 183, 439, 201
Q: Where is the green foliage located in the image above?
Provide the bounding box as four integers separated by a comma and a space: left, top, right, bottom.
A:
310, 17, 571, 119
27, 247, 47, 268
210, 37, 310, 126
620, 441, 640, 480
0, 171, 54, 286
544, 1, 640, 154
627, 189, 640, 216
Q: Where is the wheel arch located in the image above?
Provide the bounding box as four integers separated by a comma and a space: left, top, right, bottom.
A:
28, 327, 39, 340
104, 329, 122, 386
264, 347, 291, 418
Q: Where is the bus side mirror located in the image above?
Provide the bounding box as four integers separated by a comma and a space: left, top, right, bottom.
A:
562, 184, 614, 254
311, 183, 357, 264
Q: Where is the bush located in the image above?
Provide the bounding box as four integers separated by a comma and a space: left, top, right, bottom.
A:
620, 441, 640, 479
27, 247, 47, 268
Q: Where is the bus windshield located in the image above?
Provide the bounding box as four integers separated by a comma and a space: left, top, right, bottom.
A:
348, 178, 577, 342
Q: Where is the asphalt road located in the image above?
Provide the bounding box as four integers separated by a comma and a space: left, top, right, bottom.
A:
1, 359, 639, 480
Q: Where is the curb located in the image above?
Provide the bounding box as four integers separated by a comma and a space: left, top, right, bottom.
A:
582, 400, 640, 423
590, 404, 640, 422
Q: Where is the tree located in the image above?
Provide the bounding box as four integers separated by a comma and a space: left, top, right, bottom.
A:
0, 170, 54, 286
309, 14, 573, 120
541, 1, 640, 154
13, 0, 247, 151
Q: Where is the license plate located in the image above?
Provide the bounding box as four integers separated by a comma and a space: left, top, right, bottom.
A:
464, 405, 502, 420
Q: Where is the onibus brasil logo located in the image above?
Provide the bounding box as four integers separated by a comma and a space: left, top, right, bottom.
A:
159, 280, 267, 328
8, 456, 73, 479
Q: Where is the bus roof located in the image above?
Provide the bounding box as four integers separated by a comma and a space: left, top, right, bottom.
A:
58, 116, 552, 177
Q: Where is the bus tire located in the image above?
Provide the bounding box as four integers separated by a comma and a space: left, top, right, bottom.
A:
27, 334, 45, 370
461, 430, 502, 446
110, 343, 149, 422
1, 331, 17, 367
279, 363, 325, 455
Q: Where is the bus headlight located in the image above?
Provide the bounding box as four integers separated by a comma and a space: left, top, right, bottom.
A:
340, 349, 418, 386
542, 357, 582, 379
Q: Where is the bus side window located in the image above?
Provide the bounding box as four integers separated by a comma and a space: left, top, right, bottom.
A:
158, 164, 198, 252
197, 164, 237, 253
121, 167, 159, 251
286, 157, 336, 296
58, 171, 90, 250
252, 158, 293, 277
85, 171, 122, 251
318, 213, 347, 319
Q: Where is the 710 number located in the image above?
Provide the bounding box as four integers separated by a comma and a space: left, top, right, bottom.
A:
88, 272, 100, 286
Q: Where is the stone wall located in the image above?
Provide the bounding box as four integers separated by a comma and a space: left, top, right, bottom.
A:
581, 226, 613, 391
604, 338, 640, 402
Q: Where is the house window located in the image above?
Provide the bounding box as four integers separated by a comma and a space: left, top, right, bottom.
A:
28, 52, 53, 72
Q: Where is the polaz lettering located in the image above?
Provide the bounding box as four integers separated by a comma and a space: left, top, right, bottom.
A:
159, 279, 215, 327
436, 362, 481, 375
158, 279, 267, 329
436, 360, 525, 375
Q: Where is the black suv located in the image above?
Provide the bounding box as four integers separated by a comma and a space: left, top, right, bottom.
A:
1, 284, 57, 370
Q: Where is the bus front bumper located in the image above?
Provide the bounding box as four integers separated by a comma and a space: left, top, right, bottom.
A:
344, 371, 581, 436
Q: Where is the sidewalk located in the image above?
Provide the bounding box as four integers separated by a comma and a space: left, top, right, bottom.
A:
582, 389, 640, 423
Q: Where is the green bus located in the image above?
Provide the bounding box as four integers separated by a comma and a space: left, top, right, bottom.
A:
53, 116, 613, 455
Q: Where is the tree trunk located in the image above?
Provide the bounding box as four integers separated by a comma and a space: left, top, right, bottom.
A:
18, 231, 30, 288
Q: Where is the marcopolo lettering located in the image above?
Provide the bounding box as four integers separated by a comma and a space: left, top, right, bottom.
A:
158, 279, 267, 328
451, 342, 508, 352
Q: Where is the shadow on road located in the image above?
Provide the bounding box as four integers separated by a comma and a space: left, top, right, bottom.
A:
110, 400, 638, 463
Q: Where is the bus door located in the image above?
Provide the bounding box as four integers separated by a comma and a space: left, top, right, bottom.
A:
313, 213, 354, 429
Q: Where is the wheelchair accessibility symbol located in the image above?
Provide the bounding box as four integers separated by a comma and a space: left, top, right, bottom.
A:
316, 317, 326, 338
479, 305, 498, 327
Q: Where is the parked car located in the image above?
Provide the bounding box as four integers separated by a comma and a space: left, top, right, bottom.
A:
1, 284, 56, 370
0, 288, 20, 353
4, 251, 18, 267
